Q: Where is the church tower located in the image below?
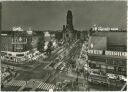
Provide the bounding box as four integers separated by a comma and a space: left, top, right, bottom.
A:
62, 10, 77, 42
66, 10, 74, 30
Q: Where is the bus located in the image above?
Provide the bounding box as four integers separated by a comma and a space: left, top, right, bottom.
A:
88, 73, 108, 84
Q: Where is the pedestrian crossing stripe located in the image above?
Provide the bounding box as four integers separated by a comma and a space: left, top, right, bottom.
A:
37, 82, 55, 90
38, 82, 47, 89
5, 80, 26, 87
5, 79, 55, 90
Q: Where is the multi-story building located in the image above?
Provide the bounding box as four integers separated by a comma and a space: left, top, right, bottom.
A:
88, 50, 127, 76
1, 27, 40, 62
87, 26, 127, 87
1, 33, 13, 51
12, 31, 31, 52
89, 25, 127, 51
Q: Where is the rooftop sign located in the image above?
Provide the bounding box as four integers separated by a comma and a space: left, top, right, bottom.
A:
27, 28, 33, 35
1, 34, 7, 36
12, 27, 23, 31
88, 49, 127, 57
92, 25, 119, 31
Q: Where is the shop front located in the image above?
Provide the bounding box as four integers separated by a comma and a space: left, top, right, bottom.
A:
88, 49, 127, 76
88, 54, 127, 77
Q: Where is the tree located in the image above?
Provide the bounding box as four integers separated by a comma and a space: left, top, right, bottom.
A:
46, 48, 52, 55
26, 36, 33, 51
48, 41, 52, 49
28, 42, 33, 53
55, 32, 63, 41
37, 36, 45, 53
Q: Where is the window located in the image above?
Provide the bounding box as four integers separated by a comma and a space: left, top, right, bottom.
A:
66, 34, 69, 37
96, 64, 100, 68
113, 60, 118, 65
13, 45, 17, 52
16, 54, 24, 57
107, 66, 114, 73
89, 62, 96, 69
107, 66, 114, 70
17, 45, 23, 50
15, 37, 18, 42
114, 66, 118, 71
119, 60, 126, 66
101, 65, 106, 69
8, 53, 11, 56
106, 58, 113, 65
118, 67, 126, 72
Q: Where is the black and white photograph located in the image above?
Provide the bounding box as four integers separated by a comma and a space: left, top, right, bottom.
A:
0, 0, 127, 91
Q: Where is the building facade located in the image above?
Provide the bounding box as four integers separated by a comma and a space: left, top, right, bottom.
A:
86, 27, 127, 86
1, 31, 32, 51
89, 25, 127, 51
88, 50, 127, 76
11, 31, 32, 52
1, 33, 13, 51
1, 28, 41, 63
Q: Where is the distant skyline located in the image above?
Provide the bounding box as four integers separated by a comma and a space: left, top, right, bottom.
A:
2, 1, 127, 31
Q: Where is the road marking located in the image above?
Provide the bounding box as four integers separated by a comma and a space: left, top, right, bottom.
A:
37, 82, 55, 90
5, 80, 26, 87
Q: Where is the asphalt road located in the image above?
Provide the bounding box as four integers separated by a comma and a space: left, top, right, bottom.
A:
2, 40, 124, 91
2, 40, 83, 91
44, 40, 83, 84
12, 41, 73, 81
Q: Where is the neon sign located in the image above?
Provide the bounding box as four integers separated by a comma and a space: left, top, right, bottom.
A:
92, 26, 119, 31
12, 27, 23, 31
88, 49, 127, 57
88, 50, 103, 55
105, 51, 127, 57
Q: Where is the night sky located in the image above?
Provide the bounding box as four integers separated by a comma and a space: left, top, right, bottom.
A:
1, 1, 127, 31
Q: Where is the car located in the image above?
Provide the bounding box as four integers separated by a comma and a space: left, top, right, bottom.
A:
60, 66, 65, 71
107, 73, 117, 79
118, 75, 127, 82
54, 62, 62, 69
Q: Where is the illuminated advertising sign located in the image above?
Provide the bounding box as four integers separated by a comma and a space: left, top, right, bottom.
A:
92, 26, 119, 31
88, 49, 127, 57
97, 27, 118, 31
27, 31, 32, 35
12, 27, 23, 31
105, 51, 127, 57
88, 50, 103, 55
1, 34, 7, 36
